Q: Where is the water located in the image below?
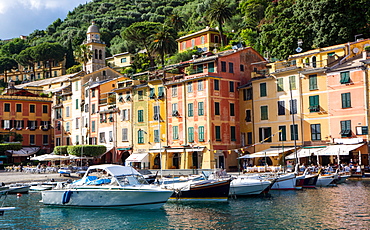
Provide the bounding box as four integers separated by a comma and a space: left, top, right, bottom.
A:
1, 180, 370, 229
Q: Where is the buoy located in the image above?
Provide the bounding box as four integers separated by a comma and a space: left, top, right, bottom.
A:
16, 193, 22, 198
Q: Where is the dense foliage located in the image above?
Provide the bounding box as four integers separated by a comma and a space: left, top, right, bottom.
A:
67, 145, 107, 157
0, 0, 370, 73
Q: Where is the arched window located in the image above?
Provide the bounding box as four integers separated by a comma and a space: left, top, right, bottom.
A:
312, 56, 317, 68
99, 50, 102, 59
214, 35, 219, 43
94, 49, 98, 59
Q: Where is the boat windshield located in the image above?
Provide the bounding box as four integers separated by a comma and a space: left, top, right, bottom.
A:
116, 174, 149, 186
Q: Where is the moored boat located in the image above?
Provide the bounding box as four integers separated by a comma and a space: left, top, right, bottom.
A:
41, 164, 173, 209
229, 175, 272, 196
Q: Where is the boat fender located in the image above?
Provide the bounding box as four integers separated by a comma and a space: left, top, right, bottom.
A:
62, 191, 73, 204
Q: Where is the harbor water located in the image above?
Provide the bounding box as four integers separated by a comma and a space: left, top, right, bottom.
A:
1, 179, 370, 229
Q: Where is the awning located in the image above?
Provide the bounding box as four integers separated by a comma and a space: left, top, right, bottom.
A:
8, 147, 40, 157
125, 153, 149, 163
239, 147, 296, 159
98, 146, 114, 158
117, 147, 132, 151
316, 143, 365, 156
285, 147, 326, 159
166, 148, 185, 153
185, 147, 205, 152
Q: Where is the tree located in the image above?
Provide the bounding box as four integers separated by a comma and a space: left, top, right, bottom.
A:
149, 25, 177, 67
0, 57, 18, 83
0, 38, 28, 57
205, 0, 233, 47
16, 47, 37, 81
121, 21, 162, 69
74, 44, 92, 72
33, 42, 66, 78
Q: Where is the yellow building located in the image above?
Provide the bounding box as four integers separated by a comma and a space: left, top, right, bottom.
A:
106, 52, 134, 72
176, 27, 223, 53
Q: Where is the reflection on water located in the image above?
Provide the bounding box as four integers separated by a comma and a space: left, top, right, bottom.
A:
1, 180, 370, 229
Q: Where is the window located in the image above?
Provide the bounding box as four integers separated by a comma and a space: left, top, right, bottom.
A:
92, 104, 96, 114
277, 78, 284, 92
311, 124, 321, 141
247, 132, 253, 144
188, 127, 194, 142
154, 130, 159, 143
138, 110, 144, 122
196, 65, 203, 73
158, 87, 164, 98
138, 90, 143, 100
30, 135, 35, 145
172, 85, 177, 97
172, 103, 178, 116
15, 120, 23, 130
75, 81, 78, 91
240, 64, 244, 72
173, 126, 179, 140
214, 79, 219, 90
75, 118, 79, 129
290, 99, 297, 114
43, 135, 49, 145
149, 88, 155, 99
278, 101, 285, 115
121, 109, 130, 121
138, 130, 145, 144
198, 80, 203, 91
66, 137, 70, 146
261, 106, 268, 120
92, 121, 96, 133
221, 61, 226, 72
92, 89, 95, 97
245, 110, 251, 122
30, 104, 35, 113
215, 102, 220, 115
340, 71, 350, 84
2, 120, 11, 129
201, 36, 205, 44
75, 99, 79, 110
341, 93, 351, 108
208, 62, 215, 72
289, 76, 296, 90
99, 132, 105, 143
122, 128, 128, 141
259, 127, 272, 142
231, 126, 236, 141
230, 103, 235, 116
152, 105, 159, 121
229, 62, 234, 73
279, 126, 286, 141
66, 122, 70, 132
246, 88, 252, 100
312, 56, 317, 68
15, 104, 21, 112
309, 95, 320, 112
309, 74, 318, 90
198, 102, 204, 116
188, 103, 194, 117
182, 42, 186, 50
290, 124, 298, 140
340, 120, 351, 137
191, 39, 195, 48
66, 106, 70, 117
4, 103, 10, 112
121, 58, 127, 63
229, 81, 234, 92
199, 126, 205, 142
215, 126, 221, 141
187, 82, 193, 93
260, 83, 267, 97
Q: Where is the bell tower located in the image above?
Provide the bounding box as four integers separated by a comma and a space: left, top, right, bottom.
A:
85, 21, 106, 73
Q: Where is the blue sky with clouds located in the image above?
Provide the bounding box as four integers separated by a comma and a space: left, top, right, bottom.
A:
0, 0, 91, 40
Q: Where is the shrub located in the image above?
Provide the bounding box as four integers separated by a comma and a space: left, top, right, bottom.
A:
67, 145, 106, 157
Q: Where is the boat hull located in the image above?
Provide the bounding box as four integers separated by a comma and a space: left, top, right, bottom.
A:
316, 176, 335, 187
229, 177, 271, 196
271, 173, 297, 190
7, 186, 30, 194
169, 179, 231, 201
41, 188, 173, 209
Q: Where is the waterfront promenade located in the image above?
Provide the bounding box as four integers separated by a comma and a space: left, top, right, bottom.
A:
0, 171, 79, 184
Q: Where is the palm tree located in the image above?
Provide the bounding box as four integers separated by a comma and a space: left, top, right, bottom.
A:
74, 44, 92, 72
149, 26, 177, 68
205, 0, 233, 48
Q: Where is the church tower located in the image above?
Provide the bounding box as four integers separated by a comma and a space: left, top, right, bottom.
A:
85, 21, 106, 73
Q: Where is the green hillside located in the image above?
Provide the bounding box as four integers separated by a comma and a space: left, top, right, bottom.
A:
1, 0, 370, 76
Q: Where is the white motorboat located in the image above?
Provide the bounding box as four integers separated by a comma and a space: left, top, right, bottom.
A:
229, 175, 272, 196
41, 164, 173, 209
316, 174, 335, 187
7, 184, 30, 194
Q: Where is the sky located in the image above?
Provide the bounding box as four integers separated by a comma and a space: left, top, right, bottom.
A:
0, 0, 91, 40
